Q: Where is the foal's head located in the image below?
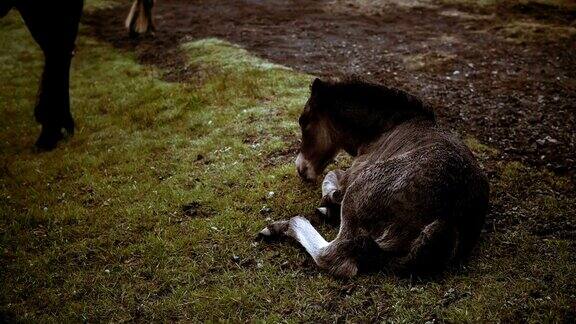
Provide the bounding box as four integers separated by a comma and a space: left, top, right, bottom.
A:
296, 78, 339, 181
296, 78, 434, 181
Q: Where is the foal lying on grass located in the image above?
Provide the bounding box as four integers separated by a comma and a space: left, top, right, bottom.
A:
260, 78, 489, 277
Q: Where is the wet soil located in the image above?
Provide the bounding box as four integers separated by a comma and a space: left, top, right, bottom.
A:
84, 0, 575, 180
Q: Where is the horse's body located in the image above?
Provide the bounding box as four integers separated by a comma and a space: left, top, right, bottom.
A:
261, 78, 489, 277
2, 0, 84, 150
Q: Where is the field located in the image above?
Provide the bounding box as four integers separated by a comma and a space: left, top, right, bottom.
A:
1, 0, 575, 322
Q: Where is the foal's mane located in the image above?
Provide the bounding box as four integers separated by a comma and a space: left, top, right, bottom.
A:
327, 78, 435, 121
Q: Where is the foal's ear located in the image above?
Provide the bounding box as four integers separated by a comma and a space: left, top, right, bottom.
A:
310, 78, 327, 95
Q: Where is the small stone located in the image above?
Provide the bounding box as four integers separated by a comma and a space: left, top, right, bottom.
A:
260, 206, 272, 214
453, 70, 460, 75
266, 191, 275, 199
545, 136, 559, 144
104, 269, 110, 274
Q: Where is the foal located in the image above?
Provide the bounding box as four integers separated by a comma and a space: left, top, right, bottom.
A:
260, 78, 489, 277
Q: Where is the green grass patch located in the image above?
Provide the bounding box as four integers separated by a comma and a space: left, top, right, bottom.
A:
497, 20, 576, 43
439, 0, 576, 9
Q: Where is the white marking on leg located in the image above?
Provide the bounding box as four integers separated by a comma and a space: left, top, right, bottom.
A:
322, 171, 339, 198
288, 216, 329, 262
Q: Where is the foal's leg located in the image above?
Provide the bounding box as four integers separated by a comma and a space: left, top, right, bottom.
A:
260, 216, 361, 277
317, 169, 345, 220
321, 169, 345, 204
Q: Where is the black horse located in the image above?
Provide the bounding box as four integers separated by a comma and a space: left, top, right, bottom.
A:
1, 0, 84, 150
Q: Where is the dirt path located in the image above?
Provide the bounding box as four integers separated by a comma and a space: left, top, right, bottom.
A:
84, 0, 575, 177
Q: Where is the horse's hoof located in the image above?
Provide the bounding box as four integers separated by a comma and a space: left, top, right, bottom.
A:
35, 126, 64, 151
128, 30, 140, 39
63, 118, 75, 137
259, 227, 272, 237
316, 207, 329, 216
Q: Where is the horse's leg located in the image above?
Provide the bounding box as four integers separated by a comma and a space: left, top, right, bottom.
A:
260, 216, 369, 277
17, 1, 83, 150
145, 0, 156, 33
317, 169, 345, 220
33, 50, 74, 149
126, 0, 155, 38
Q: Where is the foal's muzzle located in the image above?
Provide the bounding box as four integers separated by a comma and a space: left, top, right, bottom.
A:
295, 153, 317, 182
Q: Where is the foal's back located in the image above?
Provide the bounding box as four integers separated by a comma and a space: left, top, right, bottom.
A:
340, 118, 489, 272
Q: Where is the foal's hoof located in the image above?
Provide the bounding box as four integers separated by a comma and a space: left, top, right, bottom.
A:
316, 207, 329, 217
258, 220, 289, 240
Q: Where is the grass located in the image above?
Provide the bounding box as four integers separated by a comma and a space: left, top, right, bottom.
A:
1, 3, 575, 322
439, 0, 576, 9
497, 20, 576, 43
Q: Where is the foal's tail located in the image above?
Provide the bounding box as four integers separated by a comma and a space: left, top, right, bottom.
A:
125, 0, 155, 37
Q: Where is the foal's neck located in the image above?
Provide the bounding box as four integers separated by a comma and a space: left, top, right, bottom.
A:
353, 117, 436, 157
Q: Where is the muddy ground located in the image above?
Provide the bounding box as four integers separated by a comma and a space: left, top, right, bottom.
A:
85, 0, 575, 180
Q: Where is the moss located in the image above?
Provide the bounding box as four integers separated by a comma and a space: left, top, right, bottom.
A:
182, 38, 291, 72
439, 0, 576, 9
465, 137, 500, 158
497, 20, 576, 43
402, 51, 457, 72
85, 0, 122, 12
